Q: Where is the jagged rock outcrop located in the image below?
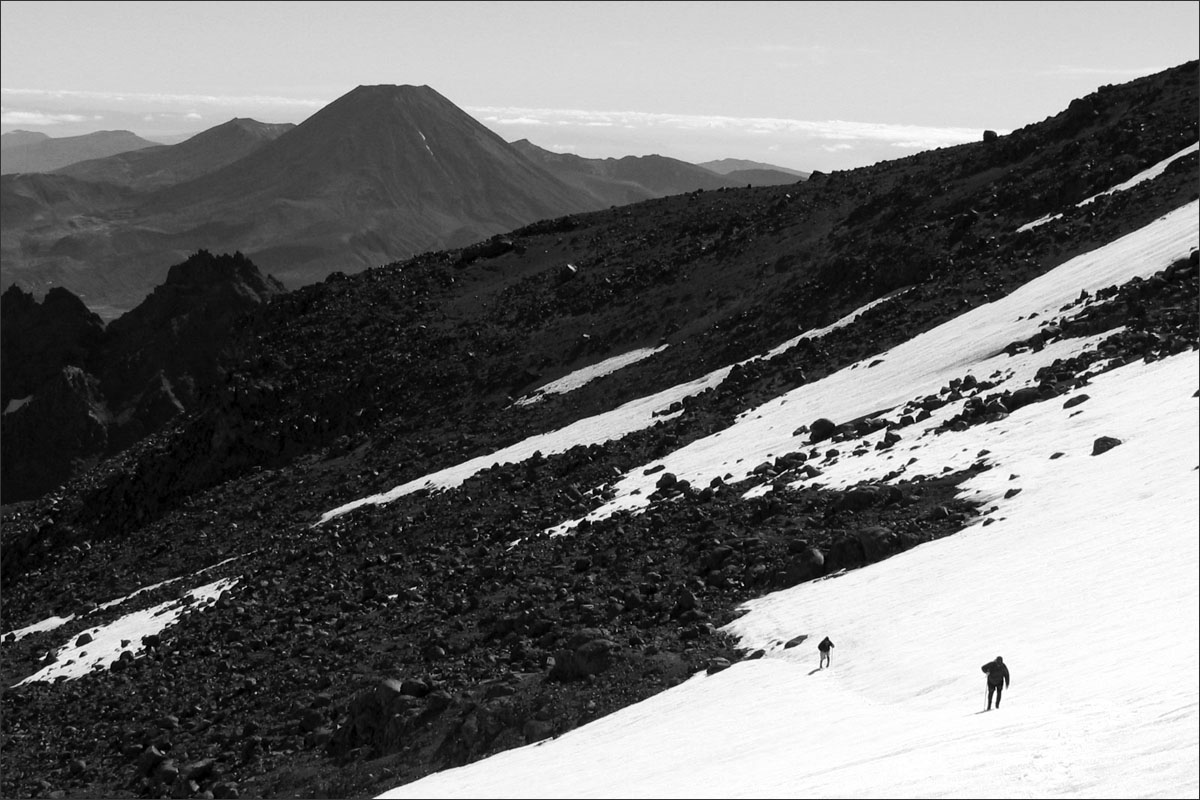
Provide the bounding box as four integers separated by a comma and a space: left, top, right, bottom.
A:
96, 250, 286, 417
0, 366, 109, 503
0, 251, 284, 503
1, 285, 105, 407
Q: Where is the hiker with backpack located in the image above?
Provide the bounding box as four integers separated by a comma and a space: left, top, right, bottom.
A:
818, 636, 834, 668
981, 656, 1010, 709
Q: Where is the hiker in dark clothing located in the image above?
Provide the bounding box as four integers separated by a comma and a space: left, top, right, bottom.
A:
818, 636, 834, 668
982, 656, 1010, 709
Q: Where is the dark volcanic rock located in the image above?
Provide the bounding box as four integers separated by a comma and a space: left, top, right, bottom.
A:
0, 250, 283, 503
0, 365, 109, 503
96, 249, 285, 424
1, 285, 104, 407
809, 417, 838, 444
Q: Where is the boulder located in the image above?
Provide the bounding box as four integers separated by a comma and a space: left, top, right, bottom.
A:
856, 526, 896, 563
549, 636, 620, 682
835, 487, 884, 512
779, 546, 825, 585
809, 417, 838, 444
1006, 386, 1043, 412
706, 657, 732, 674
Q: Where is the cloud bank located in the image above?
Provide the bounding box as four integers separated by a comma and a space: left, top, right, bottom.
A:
470, 105, 990, 171
471, 105, 985, 150
0, 108, 95, 127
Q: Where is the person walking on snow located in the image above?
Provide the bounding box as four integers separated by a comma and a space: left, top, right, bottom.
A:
818, 636, 834, 668
982, 656, 1010, 709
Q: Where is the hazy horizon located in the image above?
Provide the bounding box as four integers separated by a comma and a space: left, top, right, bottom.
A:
2, 1, 1197, 172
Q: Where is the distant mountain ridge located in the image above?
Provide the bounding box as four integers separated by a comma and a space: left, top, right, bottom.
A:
0, 85, 816, 317
698, 157, 809, 178
0, 130, 50, 150
54, 118, 295, 191
1, 86, 601, 313
511, 139, 763, 206
0, 129, 160, 174
720, 167, 807, 186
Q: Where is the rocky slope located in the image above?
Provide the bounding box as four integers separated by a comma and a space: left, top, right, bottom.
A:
0, 61, 1196, 800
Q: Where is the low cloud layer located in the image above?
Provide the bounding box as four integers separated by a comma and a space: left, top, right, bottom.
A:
0, 108, 95, 127
472, 105, 984, 148
0, 87, 325, 140
471, 105, 990, 171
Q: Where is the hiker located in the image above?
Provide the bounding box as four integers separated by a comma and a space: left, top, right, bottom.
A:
818, 636, 834, 668
981, 656, 1010, 709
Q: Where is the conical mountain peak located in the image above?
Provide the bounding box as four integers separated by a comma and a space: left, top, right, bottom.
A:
317, 83, 460, 123
347, 82, 437, 94
295, 83, 489, 145
143, 82, 593, 287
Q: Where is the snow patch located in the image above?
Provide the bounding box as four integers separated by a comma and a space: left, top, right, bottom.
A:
2, 555, 244, 643
513, 345, 669, 406
12, 577, 240, 686
4, 395, 33, 415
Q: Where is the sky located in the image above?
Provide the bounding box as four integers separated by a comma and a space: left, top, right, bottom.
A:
6, 151, 1197, 797
1, 1, 1197, 171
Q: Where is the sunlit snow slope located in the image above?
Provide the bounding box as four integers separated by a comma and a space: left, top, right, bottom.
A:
378, 203, 1199, 798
